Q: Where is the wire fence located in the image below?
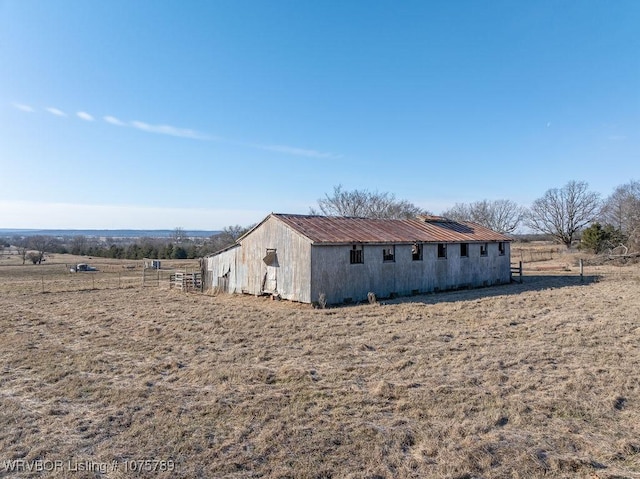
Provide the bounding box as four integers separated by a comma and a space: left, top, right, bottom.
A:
3, 272, 144, 294
2, 255, 637, 296
511, 247, 560, 263
0, 269, 203, 294
515, 260, 640, 283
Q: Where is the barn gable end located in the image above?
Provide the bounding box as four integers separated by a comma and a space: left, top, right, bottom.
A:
207, 214, 313, 302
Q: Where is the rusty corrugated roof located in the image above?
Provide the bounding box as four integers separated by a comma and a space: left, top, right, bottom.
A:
272, 214, 512, 244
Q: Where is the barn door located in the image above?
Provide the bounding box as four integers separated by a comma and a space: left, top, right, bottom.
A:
265, 266, 277, 293
262, 249, 278, 293
217, 272, 230, 293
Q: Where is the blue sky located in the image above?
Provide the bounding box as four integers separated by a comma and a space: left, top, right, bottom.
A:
1, 0, 638, 229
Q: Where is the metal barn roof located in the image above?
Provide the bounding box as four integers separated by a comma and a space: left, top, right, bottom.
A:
272, 214, 512, 244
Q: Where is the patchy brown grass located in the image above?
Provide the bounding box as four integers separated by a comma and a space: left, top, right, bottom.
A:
0, 257, 200, 295
0, 257, 639, 478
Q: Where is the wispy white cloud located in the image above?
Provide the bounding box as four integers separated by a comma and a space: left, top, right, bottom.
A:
14, 100, 341, 158
130, 120, 210, 140
256, 144, 342, 159
103, 115, 125, 126
46, 107, 67, 117
77, 111, 94, 121
13, 103, 34, 112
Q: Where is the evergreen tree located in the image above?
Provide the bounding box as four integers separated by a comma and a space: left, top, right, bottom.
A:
580, 223, 624, 254
172, 246, 188, 259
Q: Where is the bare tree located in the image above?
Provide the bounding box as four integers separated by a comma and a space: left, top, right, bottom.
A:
310, 185, 429, 219
441, 203, 472, 222
17, 245, 28, 265
172, 227, 187, 244
205, 224, 255, 254
442, 199, 525, 234
222, 224, 251, 241
10, 236, 29, 265
70, 235, 88, 256
526, 181, 601, 248
28, 235, 55, 264
600, 180, 640, 249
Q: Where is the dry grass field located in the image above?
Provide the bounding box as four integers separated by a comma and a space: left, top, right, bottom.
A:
1, 249, 639, 478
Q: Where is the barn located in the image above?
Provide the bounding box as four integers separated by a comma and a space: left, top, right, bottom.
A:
203, 213, 513, 304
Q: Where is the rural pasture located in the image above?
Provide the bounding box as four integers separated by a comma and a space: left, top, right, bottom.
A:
0, 248, 639, 478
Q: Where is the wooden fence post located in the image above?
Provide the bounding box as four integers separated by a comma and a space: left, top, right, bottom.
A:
519, 261, 522, 283
580, 259, 583, 282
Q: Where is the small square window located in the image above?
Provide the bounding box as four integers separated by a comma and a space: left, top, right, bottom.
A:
480, 243, 488, 256
383, 245, 395, 262
263, 248, 277, 265
412, 243, 423, 261
350, 244, 363, 264
437, 243, 447, 258
460, 243, 468, 257
499, 242, 506, 256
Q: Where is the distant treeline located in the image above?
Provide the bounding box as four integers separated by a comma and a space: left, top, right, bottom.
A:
69, 241, 203, 260
0, 228, 219, 238
0, 225, 252, 263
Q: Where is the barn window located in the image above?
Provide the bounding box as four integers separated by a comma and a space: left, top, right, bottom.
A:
383, 245, 395, 262
480, 243, 488, 256
350, 244, 364, 264
460, 243, 469, 257
437, 243, 447, 259
263, 248, 278, 266
412, 243, 423, 261
499, 242, 506, 256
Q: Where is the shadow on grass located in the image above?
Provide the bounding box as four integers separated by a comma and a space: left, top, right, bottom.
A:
385, 273, 600, 306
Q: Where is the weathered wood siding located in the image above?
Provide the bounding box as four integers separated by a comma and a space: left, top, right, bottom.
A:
310, 241, 511, 304
205, 245, 241, 293
207, 216, 313, 302
206, 215, 512, 304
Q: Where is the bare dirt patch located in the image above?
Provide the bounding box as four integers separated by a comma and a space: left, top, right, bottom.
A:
1, 259, 639, 478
